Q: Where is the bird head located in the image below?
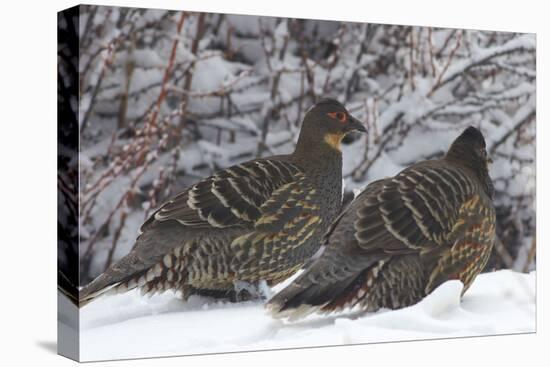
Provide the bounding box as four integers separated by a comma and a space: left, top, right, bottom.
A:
446, 126, 494, 198
299, 98, 367, 151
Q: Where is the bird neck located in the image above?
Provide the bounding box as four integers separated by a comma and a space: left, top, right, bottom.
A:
294, 118, 344, 156
292, 145, 343, 209
294, 134, 343, 171
291, 129, 344, 218
445, 147, 494, 199
445, 145, 478, 171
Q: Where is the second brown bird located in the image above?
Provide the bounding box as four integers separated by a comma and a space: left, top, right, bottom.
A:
267, 126, 496, 320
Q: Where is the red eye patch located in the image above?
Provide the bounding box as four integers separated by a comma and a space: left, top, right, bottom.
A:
327, 111, 348, 123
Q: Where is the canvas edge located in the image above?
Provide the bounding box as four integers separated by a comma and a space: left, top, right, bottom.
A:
57, 4, 81, 362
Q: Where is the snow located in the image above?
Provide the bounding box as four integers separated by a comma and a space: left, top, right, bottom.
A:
78, 270, 535, 361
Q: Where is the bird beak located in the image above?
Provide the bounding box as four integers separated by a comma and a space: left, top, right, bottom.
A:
346, 114, 367, 133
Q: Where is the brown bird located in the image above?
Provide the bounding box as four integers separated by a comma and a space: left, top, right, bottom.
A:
80, 98, 366, 306
267, 126, 495, 320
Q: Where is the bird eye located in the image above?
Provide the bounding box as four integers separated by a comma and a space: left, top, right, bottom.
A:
327, 111, 348, 123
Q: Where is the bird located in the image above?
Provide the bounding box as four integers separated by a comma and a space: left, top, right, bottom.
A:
267, 126, 496, 320
79, 98, 367, 306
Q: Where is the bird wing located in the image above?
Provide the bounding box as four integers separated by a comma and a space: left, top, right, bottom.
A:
353, 162, 478, 255
143, 158, 303, 231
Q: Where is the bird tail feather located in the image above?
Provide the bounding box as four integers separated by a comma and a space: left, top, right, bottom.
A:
78, 273, 124, 307
267, 258, 386, 320
266, 270, 363, 321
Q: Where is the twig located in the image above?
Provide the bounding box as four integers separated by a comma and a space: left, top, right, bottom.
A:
149, 12, 187, 129
494, 236, 515, 269
427, 27, 437, 77
427, 31, 462, 97
409, 27, 416, 91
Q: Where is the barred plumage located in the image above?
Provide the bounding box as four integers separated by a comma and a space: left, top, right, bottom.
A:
80, 98, 366, 306
267, 126, 496, 320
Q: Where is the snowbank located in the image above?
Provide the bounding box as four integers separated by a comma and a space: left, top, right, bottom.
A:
78, 270, 535, 361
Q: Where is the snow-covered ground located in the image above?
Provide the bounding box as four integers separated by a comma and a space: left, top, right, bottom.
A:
76, 270, 535, 361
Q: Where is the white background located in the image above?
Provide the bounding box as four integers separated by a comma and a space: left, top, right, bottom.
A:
0, 0, 546, 366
